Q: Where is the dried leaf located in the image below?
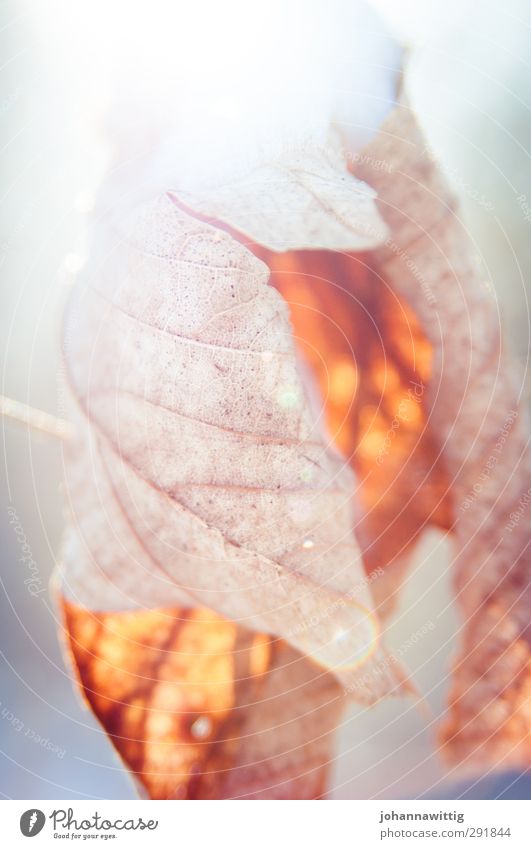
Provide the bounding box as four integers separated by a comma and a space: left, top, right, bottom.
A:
351, 96, 531, 769
58, 79, 530, 794
60, 193, 404, 700
253, 247, 452, 616
62, 602, 343, 799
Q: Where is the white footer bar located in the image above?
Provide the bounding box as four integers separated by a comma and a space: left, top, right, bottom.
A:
2, 799, 527, 848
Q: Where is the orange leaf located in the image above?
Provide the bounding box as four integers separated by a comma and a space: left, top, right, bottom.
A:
263, 248, 451, 614
62, 601, 343, 799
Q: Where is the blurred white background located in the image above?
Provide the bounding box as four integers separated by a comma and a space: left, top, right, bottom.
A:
1, 0, 530, 799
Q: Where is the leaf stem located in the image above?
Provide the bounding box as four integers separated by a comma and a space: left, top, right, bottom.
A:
0, 394, 73, 441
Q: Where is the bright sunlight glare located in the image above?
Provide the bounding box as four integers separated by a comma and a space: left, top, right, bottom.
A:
36, 0, 401, 189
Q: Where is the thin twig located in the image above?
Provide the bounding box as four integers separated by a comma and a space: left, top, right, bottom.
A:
0, 394, 73, 441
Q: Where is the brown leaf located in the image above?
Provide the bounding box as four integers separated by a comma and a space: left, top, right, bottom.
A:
59, 82, 529, 791
173, 174, 451, 618
62, 601, 343, 799
61, 193, 404, 697
350, 95, 531, 769
56, 162, 416, 797
256, 248, 452, 616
